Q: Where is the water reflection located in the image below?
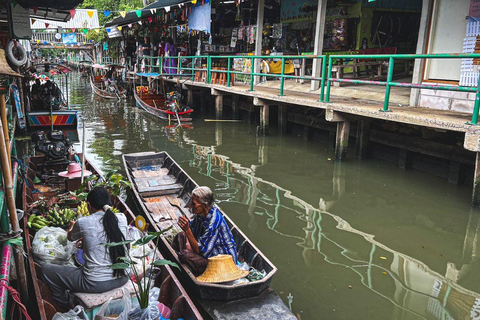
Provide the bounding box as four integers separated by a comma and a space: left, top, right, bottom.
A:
67, 74, 480, 319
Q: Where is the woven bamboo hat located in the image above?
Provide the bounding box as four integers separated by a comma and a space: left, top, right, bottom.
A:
197, 254, 249, 283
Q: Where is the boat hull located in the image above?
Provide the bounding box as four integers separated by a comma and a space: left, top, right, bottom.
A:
90, 76, 126, 99
123, 151, 277, 302
26, 111, 78, 128
134, 90, 193, 122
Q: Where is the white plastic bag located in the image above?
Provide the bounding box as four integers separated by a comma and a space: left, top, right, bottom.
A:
52, 305, 89, 320
94, 287, 132, 320
32, 227, 74, 265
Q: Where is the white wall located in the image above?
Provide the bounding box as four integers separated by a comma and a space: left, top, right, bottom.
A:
425, 0, 469, 81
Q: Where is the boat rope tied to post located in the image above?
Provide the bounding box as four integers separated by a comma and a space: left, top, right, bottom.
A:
0, 233, 26, 257
0, 279, 32, 320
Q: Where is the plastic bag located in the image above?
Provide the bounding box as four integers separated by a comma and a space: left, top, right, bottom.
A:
94, 287, 132, 320
32, 227, 74, 265
128, 305, 160, 320
52, 305, 90, 320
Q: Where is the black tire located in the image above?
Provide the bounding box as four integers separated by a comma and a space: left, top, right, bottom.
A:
6, 40, 27, 67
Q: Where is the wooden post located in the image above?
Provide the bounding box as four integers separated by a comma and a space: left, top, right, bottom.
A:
335, 121, 350, 161
232, 95, 240, 119
311, 0, 327, 91
332, 162, 345, 199
253, 0, 265, 85
215, 95, 223, 119
278, 104, 287, 135
215, 122, 223, 146
187, 88, 193, 106
398, 149, 413, 169
448, 161, 463, 185
0, 113, 28, 300
473, 152, 480, 207
259, 105, 269, 136
355, 119, 370, 160
303, 126, 312, 140
0, 95, 10, 168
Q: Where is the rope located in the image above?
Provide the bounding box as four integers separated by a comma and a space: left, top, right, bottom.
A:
0, 279, 32, 320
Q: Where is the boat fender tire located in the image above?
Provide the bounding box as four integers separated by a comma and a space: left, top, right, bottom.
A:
6, 40, 27, 67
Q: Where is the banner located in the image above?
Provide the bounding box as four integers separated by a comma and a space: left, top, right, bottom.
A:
62, 33, 77, 44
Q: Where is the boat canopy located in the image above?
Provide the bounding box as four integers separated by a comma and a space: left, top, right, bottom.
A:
28, 64, 72, 76
136, 72, 161, 78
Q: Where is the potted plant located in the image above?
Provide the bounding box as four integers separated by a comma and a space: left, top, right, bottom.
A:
102, 227, 178, 319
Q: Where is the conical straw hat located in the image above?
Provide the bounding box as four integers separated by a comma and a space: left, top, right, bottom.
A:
197, 254, 249, 283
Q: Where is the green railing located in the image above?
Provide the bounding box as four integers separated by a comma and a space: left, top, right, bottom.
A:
128, 53, 480, 125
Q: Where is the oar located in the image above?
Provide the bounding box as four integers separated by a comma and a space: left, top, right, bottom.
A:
167, 196, 189, 218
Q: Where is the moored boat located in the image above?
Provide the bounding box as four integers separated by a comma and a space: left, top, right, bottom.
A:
122, 151, 277, 301
90, 64, 126, 99
134, 73, 193, 123
21, 153, 202, 320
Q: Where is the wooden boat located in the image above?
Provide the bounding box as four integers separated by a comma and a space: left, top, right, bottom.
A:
134, 74, 193, 122
27, 110, 78, 128
122, 151, 277, 301
21, 154, 202, 320
90, 64, 126, 99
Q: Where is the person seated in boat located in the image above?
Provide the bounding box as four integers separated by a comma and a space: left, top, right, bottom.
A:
174, 186, 238, 276
41, 187, 129, 310
104, 67, 118, 92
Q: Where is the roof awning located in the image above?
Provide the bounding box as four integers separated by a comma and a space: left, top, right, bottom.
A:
105, 0, 190, 28
31, 9, 100, 29
15, 0, 83, 10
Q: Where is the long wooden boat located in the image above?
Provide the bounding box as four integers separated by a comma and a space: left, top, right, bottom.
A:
22, 154, 202, 320
122, 151, 277, 301
90, 75, 127, 99
134, 86, 193, 122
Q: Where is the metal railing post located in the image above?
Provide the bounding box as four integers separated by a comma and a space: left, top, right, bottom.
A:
472, 72, 480, 125
207, 56, 212, 84
279, 57, 285, 96
179, 56, 182, 75
191, 57, 195, 82
250, 57, 254, 91
326, 55, 333, 102
320, 56, 326, 102
382, 57, 395, 112
227, 57, 231, 87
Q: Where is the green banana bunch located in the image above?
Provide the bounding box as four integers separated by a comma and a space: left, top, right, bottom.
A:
28, 214, 51, 231
45, 206, 76, 227
111, 207, 119, 213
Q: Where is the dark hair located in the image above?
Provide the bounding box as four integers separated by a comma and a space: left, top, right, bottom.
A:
87, 187, 126, 277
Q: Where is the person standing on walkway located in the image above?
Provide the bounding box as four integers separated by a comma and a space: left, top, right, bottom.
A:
41, 187, 129, 310
164, 37, 178, 76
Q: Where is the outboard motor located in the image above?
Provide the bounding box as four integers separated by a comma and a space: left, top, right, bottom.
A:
31, 130, 71, 163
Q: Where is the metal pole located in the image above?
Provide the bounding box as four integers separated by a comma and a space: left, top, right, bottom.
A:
81, 123, 86, 183
250, 57, 254, 91
472, 72, 480, 125
0, 95, 11, 169
320, 57, 327, 102
326, 55, 333, 102
280, 57, 285, 96
66, 73, 69, 108
382, 57, 395, 112
227, 57, 231, 87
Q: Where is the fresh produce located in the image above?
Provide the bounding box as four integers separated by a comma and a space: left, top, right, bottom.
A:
45, 206, 76, 228
77, 201, 90, 216
28, 214, 51, 232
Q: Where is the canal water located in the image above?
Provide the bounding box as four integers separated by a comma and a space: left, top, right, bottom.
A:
65, 75, 480, 319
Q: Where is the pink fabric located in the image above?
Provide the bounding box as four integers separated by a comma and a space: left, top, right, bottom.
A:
158, 302, 171, 319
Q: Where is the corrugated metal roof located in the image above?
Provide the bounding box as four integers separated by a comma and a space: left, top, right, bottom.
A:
31, 9, 100, 29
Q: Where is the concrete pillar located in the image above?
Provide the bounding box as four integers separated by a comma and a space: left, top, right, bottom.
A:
215, 122, 223, 146
303, 126, 312, 140
409, 0, 433, 106
187, 88, 193, 106
473, 153, 480, 207
232, 95, 240, 119
355, 119, 370, 159
215, 95, 223, 119
311, 0, 327, 91
259, 105, 269, 136
253, 0, 265, 85
332, 162, 345, 199
448, 161, 463, 185
335, 121, 350, 161
278, 104, 287, 135
398, 149, 413, 169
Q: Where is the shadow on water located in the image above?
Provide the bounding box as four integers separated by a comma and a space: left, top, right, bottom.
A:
66, 74, 480, 320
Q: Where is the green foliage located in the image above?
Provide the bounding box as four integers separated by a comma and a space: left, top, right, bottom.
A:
103, 226, 178, 309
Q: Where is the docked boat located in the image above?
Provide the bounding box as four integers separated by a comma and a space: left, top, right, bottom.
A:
90, 64, 126, 99
21, 153, 202, 320
122, 151, 277, 301
134, 73, 193, 123
25, 63, 78, 129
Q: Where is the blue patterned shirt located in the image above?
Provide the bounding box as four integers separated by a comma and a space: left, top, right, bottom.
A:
189, 206, 238, 262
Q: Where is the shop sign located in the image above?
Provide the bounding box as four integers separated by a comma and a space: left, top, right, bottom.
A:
11, 4, 31, 39
471, 0, 480, 19
62, 33, 77, 45
280, 0, 316, 23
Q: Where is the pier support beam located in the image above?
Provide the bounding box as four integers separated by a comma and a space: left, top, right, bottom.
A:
232, 95, 240, 119
355, 119, 370, 159
254, 97, 269, 135
187, 88, 194, 106
473, 152, 480, 207
212, 89, 225, 119
398, 149, 413, 169
278, 104, 287, 135
326, 109, 350, 161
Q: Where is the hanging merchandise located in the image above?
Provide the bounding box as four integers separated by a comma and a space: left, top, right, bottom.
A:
273, 23, 282, 39
249, 26, 255, 44
238, 25, 245, 41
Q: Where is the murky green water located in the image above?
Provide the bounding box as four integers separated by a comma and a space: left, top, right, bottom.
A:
65, 75, 480, 319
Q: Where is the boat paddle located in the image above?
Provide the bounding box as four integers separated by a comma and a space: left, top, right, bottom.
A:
167, 196, 189, 218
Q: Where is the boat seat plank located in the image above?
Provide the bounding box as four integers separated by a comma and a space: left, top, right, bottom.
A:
134, 175, 177, 187
132, 166, 168, 178
138, 183, 183, 194
145, 197, 172, 221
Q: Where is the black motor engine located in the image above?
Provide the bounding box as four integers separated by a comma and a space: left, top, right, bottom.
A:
31, 130, 71, 162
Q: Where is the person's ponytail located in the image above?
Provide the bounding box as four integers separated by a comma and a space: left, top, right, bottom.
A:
87, 187, 126, 278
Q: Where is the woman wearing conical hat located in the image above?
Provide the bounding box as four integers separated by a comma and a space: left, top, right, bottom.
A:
173, 186, 237, 276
